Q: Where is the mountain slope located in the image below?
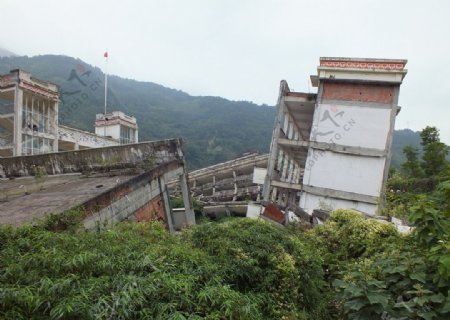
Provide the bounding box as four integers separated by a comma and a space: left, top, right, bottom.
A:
0, 47, 17, 57
0, 54, 430, 169
0, 55, 275, 168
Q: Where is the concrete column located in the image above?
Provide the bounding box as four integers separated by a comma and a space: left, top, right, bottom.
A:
180, 171, 195, 225
53, 100, 59, 152
212, 175, 216, 195
159, 176, 175, 233
281, 156, 290, 181
287, 160, 294, 183
277, 149, 284, 173
232, 170, 237, 201
293, 163, 299, 184
283, 112, 290, 135
13, 87, 23, 156
287, 117, 294, 140
270, 187, 278, 202
263, 90, 286, 201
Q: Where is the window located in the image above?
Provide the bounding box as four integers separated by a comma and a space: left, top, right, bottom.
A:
22, 134, 53, 155
22, 95, 52, 134
120, 126, 135, 144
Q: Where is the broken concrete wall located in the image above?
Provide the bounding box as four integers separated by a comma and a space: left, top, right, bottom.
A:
0, 140, 195, 232
82, 161, 185, 232
0, 139, 183, 178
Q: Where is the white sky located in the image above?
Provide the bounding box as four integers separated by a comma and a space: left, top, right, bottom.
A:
1, 0, 449, 143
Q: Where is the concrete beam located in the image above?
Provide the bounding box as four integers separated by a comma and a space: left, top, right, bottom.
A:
270, 179, 302, 191
277, 138, 385, 157
302, 184, 379, 204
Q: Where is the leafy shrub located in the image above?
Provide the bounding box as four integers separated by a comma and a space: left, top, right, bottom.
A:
305, 209, 399, 277
333, 181, 450, 320
185, 218, 330, 319
0, 218, 331, 319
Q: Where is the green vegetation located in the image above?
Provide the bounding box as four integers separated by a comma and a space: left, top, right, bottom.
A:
328, 126, 450, 319
0, 218, 330, 319
1, 175, 449, 319
332, 180, 450, 320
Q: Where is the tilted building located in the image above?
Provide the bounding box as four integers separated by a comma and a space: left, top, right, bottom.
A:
263, 57, 407, 216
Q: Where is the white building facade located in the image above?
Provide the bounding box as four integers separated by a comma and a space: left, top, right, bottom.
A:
264, 57, 407, 216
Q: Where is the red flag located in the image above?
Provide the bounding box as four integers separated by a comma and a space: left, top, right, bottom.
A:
104, 51, 108, 58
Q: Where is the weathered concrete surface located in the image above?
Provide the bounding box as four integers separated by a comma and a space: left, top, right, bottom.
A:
58, 125, 119, 150
264, 57, 407, 218
0, 139, 183, 178
0, 173, 137, 226
82, 161, 185, 232
0, 140, 195, 231
172, 153, 268, 203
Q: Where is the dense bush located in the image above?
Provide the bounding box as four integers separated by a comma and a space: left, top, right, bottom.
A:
333, 181, 450, 319
186, 218, 330, 319
304, 209, 399, 278
0, 218, 329, 319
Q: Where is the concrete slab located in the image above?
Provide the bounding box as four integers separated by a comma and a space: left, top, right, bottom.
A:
0, 173, 138, 226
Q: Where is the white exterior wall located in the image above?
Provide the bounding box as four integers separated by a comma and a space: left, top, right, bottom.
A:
311, 104, 391, 149
300, 193, 377, 216
302, 103, 391, 216
95, 124, 120, 140
303, 150, 385, 197
59, 125, 119, 149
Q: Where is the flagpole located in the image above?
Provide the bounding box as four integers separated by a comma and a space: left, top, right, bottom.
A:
104, 51, 108, 136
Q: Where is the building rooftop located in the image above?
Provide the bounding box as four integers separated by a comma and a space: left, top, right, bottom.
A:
0, 172, 138, 226
0, 139, 189, 228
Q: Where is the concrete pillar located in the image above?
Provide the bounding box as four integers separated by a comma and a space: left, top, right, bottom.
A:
263, 90, 286, 201
159, 176, 175, 233
277, 149, 284, 173
271, 187, 278, 202
293, 163, 299, 184
232, 170, 237, 201
287, 160, 294, 183
53, 100, 59, 152
180, 171, 195, 225
283, 112, 289, 135
287, 117, 294, 140
13, 87, 23, 156
281, 156, 290, 181
212, 175, 216, 195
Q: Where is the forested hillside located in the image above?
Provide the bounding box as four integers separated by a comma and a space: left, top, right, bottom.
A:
0, 55, 274, 168
0, 55, 432, 169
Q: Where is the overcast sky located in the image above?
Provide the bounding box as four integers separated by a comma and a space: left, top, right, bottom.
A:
1, 0, 449, 143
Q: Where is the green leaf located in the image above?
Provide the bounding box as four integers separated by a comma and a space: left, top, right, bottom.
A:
410, 272, 427, 283
428, 293, 445, 304
366, 292, 389, 307
417, 310, 436, 320
344, 299, 366, 311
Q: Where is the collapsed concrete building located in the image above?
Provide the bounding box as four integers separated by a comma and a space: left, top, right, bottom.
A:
186, 153, 268, 203
0, 57, 408, 229
263, 57, 407, 217
0, 69, 194, 232
0, 139, 195, 231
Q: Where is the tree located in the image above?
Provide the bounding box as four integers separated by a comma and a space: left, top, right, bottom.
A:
420, 126, 449, 176
401, 145, 423, 177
